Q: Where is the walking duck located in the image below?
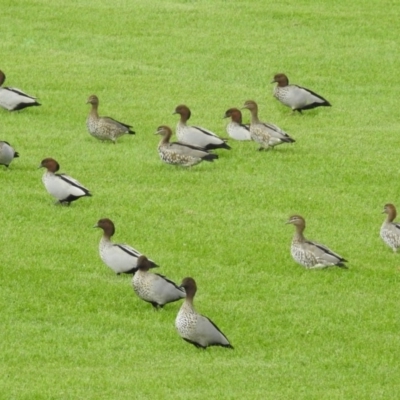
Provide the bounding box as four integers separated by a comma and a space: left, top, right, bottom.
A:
241, 100, 295, 150
132, 255, 185, 309
155, 125, 218, 167
380, 203, 400, 252
271, 73, 331, 113
94, 218, 159, 275
0, 141, 19, 168
86, 95, 135, 143
175, 277, 234, 349
173, 104, 230, 150
0, 70, 41, 111
286, 215, 347, 269
223, 108, 251, 141
39, 158, 91, 205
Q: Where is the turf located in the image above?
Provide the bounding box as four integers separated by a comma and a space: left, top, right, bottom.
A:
1, 0, 400, 399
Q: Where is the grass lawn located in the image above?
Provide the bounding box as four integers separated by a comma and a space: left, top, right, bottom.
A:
1, 0, 400, 398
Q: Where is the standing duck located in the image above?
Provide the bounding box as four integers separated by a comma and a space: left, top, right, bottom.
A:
173, 104, 231, 150
286, 215, 347, 269
223, 108, 251, 141
0, 70, 41, 111
271, 73, 331, 113
94, 218, 159, 275
86, 95, 135, 143
39, 158, 92, 205
175, 277, 234, 349
380, 204, 400, 252
132, 255, 185, 309
241, 100, 295, 150
0, 141, 19, 168
155, 125, 218, 167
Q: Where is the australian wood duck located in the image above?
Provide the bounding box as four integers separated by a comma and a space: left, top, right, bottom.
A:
132, 255, 185, 309
173, 104, 230, 150
155, 125, 218, 167
0, 70, 41, 111
380, 204, 400, 252
86, 95, 135, 143
94, 218, 159, 275
241, 100, 295, 150
223, 108, 251, 141
0, 141, 19, 168
272, 73, 331, 113
286, 215, 347, 269
175, 277, 233, 349
39, 158, 91, 205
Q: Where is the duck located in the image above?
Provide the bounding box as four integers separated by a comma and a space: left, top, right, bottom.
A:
0, 141, 19, 168
241, 100, 295, 150
0, 70, 41, 111
380, 203, 400, 252
155, 125, 218, 167
132, 255, 185, 309
175, 277, 234, 349
223, 108, 251, 141
39, 158, 92, 205
173, 104, 231, 150
86, 95, 135, 143
286, 215, 347, 269
94, 218, 159, 275
271, 73, 331, 113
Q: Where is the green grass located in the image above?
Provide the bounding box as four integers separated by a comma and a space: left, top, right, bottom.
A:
1, 0, 400, 398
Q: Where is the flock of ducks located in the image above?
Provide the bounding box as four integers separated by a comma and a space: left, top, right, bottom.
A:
2, 68, 400, 349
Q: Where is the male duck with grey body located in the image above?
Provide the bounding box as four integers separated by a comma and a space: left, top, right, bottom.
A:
380, 203, 400, 252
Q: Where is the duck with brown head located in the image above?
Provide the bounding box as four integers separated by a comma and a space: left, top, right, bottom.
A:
271, 73, 331, 113
380, 204, 400, 252
286, 215, 347, 269
175, 277, 234, 349
86, 95, 135, 143
39, 158, 91, 205
0, 70, 41, 111
132, 255, 185, 310
223, 108, 251, 141
94, 218, 159, 275
173, 104, 231, 151
241, 100, 295, 151
155, 125, 218, 167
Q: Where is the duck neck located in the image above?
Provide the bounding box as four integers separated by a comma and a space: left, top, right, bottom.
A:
293, 224, 306, 243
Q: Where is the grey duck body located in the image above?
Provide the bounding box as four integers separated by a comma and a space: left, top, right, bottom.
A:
286, 215, 347, 269
175, 277, 233, 349
86, 95, 135, 143
0, 141, 19, 167
0, 70, 41, 111
132, 256, 185, 309
380, 203, 400, 252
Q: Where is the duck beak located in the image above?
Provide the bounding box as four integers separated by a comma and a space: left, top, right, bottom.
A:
37, 164, 43, 169
93, 224, 99, 228
270, 79, 277, 84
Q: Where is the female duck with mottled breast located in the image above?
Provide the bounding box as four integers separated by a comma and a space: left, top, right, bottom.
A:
173, 104, 230, 150
223, 108, 251, 141
94, 218, 159, 275
0, 70, 41, 111
132, 255, 185, 309
0, 141, 19, 168
286, 215, 347, 269
271, 73, 331, 113
86, 95, 135, 143
155, 125, 218, 167
241, 100, 295, 151
380, 203, 400, 252
39, 158, 92, 205
175, 277, 234, 349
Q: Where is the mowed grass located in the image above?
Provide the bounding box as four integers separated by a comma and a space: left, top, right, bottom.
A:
1, 0, 400, 398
